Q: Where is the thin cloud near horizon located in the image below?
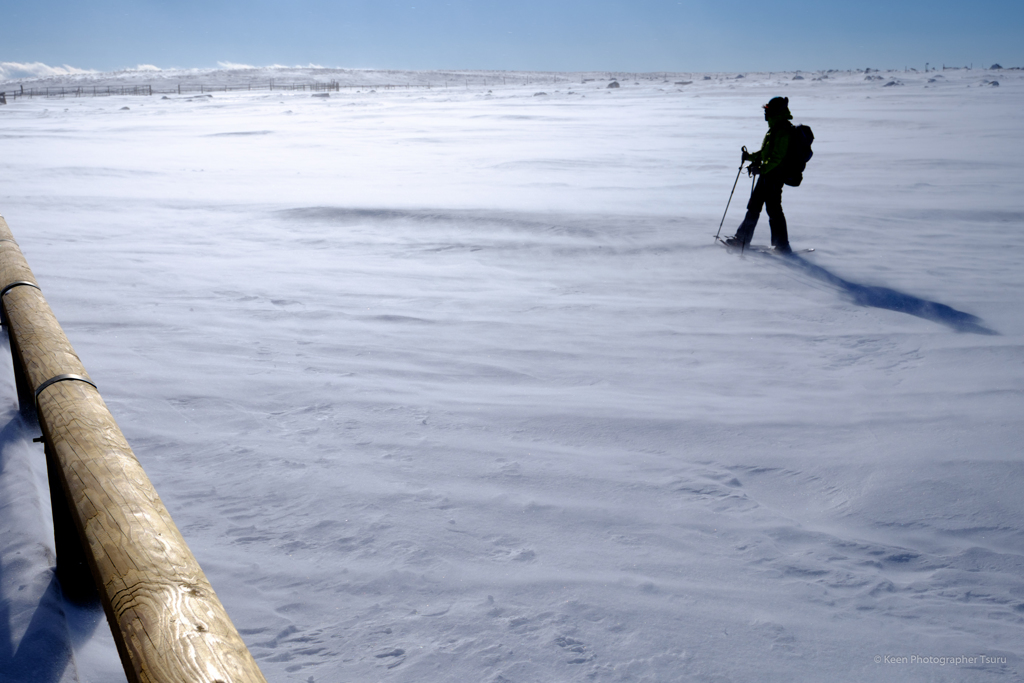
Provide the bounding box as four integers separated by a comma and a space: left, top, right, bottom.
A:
2, 0, 1021, 75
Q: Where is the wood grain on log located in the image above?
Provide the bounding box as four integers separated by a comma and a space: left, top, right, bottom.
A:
1, 215, 267, 683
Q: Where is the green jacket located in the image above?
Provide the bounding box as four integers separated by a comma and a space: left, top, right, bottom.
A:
750, 115, 793, 175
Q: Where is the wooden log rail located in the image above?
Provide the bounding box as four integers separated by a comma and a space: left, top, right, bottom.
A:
0, 215, 267, 683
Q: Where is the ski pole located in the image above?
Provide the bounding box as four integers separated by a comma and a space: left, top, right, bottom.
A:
715, 146, 747, 241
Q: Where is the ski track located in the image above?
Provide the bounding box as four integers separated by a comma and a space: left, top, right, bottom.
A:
1, 67, 1023, 682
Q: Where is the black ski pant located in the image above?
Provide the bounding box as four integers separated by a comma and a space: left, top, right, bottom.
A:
734, 171, 788, 247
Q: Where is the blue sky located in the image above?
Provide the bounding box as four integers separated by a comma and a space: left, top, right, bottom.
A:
2, 0, 1021, 73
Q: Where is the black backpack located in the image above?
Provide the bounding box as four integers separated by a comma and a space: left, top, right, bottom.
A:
784, 124, 814, 187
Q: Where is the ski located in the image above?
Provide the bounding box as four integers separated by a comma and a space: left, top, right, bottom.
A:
748, 245, 814, 255
716, 238, 813, 255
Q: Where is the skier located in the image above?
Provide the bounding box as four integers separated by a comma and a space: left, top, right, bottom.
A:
724, 96, 795, 254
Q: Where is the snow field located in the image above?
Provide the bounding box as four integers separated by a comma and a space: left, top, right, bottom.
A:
1, 67, 1023, 681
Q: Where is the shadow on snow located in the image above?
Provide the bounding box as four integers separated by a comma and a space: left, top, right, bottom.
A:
0, 410, 105, 683
777, 254, 997, 335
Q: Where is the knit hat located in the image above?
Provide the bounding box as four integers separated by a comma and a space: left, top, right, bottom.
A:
763, 97, 792, 118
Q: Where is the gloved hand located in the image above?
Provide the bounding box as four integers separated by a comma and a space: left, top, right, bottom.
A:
747, 162, 761, 177
742, 149, 752, 162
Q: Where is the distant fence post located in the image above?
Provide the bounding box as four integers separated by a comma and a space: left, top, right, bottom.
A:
4, 80, 442, 101
0, 215, 268, 683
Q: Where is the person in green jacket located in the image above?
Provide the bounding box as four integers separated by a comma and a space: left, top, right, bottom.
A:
724, 96, 794, 253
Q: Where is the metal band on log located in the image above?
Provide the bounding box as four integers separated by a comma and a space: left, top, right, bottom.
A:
0, 215, 267, 683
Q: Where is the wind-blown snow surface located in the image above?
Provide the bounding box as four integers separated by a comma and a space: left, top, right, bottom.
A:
1, 67, 1023, 682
